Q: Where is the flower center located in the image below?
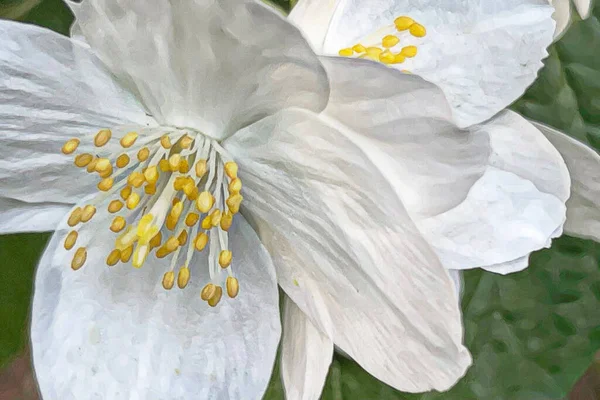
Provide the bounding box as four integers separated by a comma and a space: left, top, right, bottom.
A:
337, 15, 426, 67
60, 127, 244, 307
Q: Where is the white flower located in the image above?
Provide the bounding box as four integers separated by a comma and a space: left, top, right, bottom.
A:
0, 0, 497, 398
551, 0, 593, 39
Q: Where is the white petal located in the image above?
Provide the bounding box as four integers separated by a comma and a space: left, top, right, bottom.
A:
0, 198, 70, 234
550, 0, 572, 39
319, 58, 568, 273
532, 121, 600, 242
31, 206, 280, 400
68, 0, 329, 140
448, 269, 463, 300
288, 0, 342, 51
225, 108, 470, 392
281, 297, 333, 400
317, 0, 555, 127
419, 111, 569, 272
573, 0, 593, 18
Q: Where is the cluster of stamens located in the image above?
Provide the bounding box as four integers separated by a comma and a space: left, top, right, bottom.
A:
61, 127, 243, 307
338, 15, 426, 65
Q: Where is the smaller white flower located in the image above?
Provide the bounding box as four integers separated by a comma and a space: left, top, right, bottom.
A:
551, 0, 594, 39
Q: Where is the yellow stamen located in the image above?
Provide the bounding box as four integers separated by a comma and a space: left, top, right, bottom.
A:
168, 154, 181, 171
94, 129, 112, 147
220, 211, 233, 231
366, 47, 383, 58
338, 48, 353, 56
207, 286, 223, 307
393, 53, 406, 64
185, 213, 199, 227
226, 276, 239, 298
108, 200, 123, 213
196, 191, 214, 213
62, 138, 80, 155
224, 162, 238, 179
180, 135, 193, 149
201, 283, 217, 301
126, 192, 140, 209
352, 44, 366, 53
74, 153, 93, 167
219, 250, 232, 268
394, 16, 414, 31
132, 243, 149, 268
409, 23, 426, 37
127, 172, 145, 188
178, 159, 190, 174
160, 135, 172, 149
228, 178, 242, 194
177, 230, 188, 246
379, 50, 396, 64
143, 166, 159, 184
149, 232, 162, 249
120, 245, 134, 262
137, 147, 150, 162
116, 154, 130, 168
159, 159, 170, 172
71, 247, 87, 270
195, 160, 207, 178
226, 194, 243, 214
86, 157, 98, 173
80, 205, 96, 223
144, 183, 156, 195
64, 230, 78, 250
120, 186, 132, 200
166, 215, 177, 231
382, 34, 400, 48
106, 249, 121, 266
401, 45, 418, 58
201, 216, 212, 230
95, 158, 111, 173
162, 271, 175, 290
210, 209, 222, 227
98, 177, 114, 192
194, 232, 209, 251
120, 131, 138, 148
67, 207, 82, 227
110, 216, 126, 232
177, 267, 190, 289
164, 236, 180, 252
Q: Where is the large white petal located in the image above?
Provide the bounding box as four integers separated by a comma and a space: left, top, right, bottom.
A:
532, 121, 600, 242
303, 0, 554, 128
288, 0, 342, 51
320, 58, 569, 274
0, 198, 70, 234
0, 21, 153, 217
31, 205, 280, 400
225, 108, 470, 392
550, 0, 572, 39
68, 0, 329, 140
281, 297, 333, 400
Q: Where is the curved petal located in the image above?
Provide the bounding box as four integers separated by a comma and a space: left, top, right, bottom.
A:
0, 21, 153, 214
319, 58, 569, 274
288, 0, 342, 51
68, 0, 329, 140
449, 269, 463, 300
225, 108, 470, 392
532, 121, 600, 242
574, 0, 593, 17
0, 198, 70, 234
281, 297, 333, 400
31, 205, 280, 399
305, 0, 555, 128
550, 0, 572, 39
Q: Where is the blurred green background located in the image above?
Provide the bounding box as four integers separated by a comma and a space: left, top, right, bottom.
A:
1, 0, 600, 399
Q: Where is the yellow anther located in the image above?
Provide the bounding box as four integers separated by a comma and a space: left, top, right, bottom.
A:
393, 53, 406, 64
224, 162, 238, 179
110, 216, 126, 232
195, 160, 207, 178
201, 216, 212, 230
338, 48, 353, 57
64, 230, 78, 250
106, 249, 121, 266
137, 147, 150, 162
409, 23, 426, 37
149, 232, 162, 249
166, 215, 177, 231
226, 276, 239, 298
67, 207, 82, 227
178, 159, 190, 174
162, 271, 175, 290
366, 47, 383, 58
201, 283, 217, 301
185, 213, 199, 227
120, 186, 132, 200
228, 178, 242, 194
98, 177, 114, 192
155, 247, 169, 259
98, 164, 113, 179
144, 184, 156, 195
172, 197, 181, 206
177, 267, 190, 289
160, 135, 172, 149
126, 192, 140, 209
183, 182, 198, 201
194, 232, 209, 251
71, 247, 87, 270
226, 194, 243, 214
86, 157, 98, 173
379, 50, 396, 64
220, 211, 233, 231
94, 158, 111, 173
173, 176, 187, 191
120, 245, 134, 262
171, 201, 184, 219
74, 153, 93, 167
137, 214, 154, 238
80, 205, 96, 223
168, 154, 181, 171
62, 138, 80, 155
141, 225, 159, 244
394, 16, 414, 31
108, 200, 123, 213
352, 44, 366, 53
180, 135, 193, 149
219, 250, 232, 268
164, 236, 180, 252
116, 226, 137, 249
127, 172, 145, 188
382, 34, 400, 48
401, 45, 418, 58
116, 154, 130, 168
196, 191, 214, 213
159, 159, 170, 172
210, 209, 222, 227
94, 129, 112, 147
178, 230, 188, 246
132, 243, 149, 268
207, 286, 223, 307
143, 166, 159, 184
120, 131, 138, 148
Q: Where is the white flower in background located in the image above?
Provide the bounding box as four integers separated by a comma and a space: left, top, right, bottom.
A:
551, 0, 593, 39
281, 0, 600, 398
